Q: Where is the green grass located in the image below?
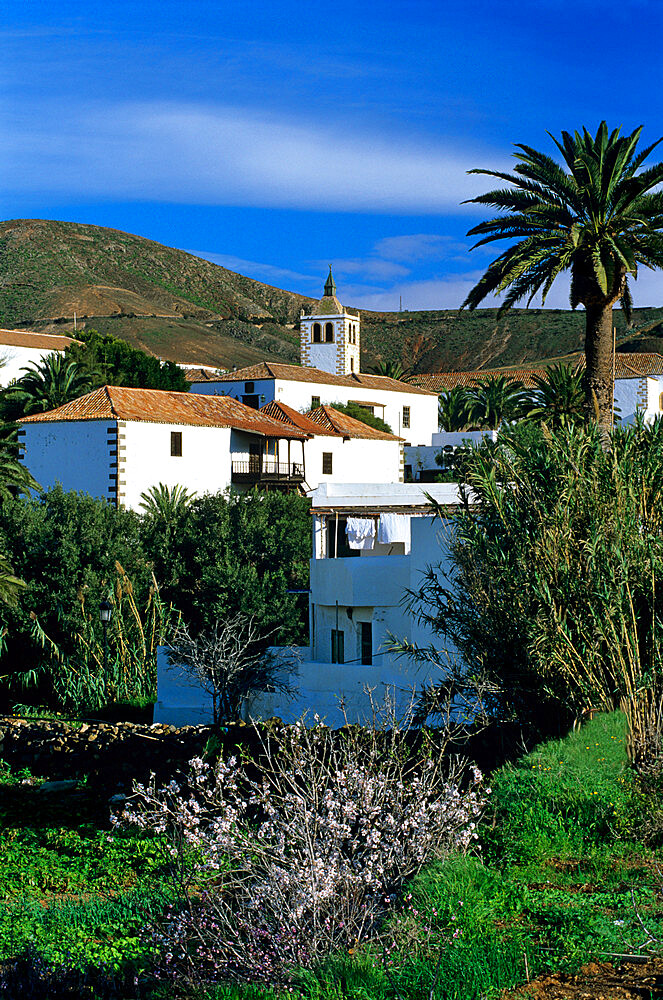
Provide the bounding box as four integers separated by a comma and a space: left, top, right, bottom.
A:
1, 713, 661, 999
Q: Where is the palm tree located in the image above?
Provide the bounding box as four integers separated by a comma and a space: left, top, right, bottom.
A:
139, 483, 197, 523
527, 364, 585, 428
461, 123, 663, 431
371, 360, 412, 381
466, 376, 530, 430
0, 422, 40, 501
3, 354, 97, 418
438, 386, 473, 431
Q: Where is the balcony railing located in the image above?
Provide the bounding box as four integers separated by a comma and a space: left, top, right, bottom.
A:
231, 459, 305, 485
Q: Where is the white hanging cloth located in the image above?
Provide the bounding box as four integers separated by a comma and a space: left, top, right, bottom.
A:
346, 517, 375, 550
378, 513, 411, 551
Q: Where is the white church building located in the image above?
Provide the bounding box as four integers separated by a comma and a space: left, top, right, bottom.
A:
187, 270, 439, 447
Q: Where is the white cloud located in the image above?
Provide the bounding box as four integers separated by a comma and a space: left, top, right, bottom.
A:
2, 99, 503, 213
373, 233, 467, 262
348, 268, 663, 313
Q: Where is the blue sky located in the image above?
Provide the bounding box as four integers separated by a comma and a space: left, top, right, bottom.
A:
3, 0, 663, 310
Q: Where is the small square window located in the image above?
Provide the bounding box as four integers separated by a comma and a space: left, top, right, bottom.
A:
311, 395, 321, 410
322, 452, 333, 475
245, 381, 255, 393
171, 431, 182, 456
402, 406, 411, 429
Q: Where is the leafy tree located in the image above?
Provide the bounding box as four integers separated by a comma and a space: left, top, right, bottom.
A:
1, 355, 97, 420
325, 401, 393, 434
527, 363, 586, 428
461, 123, 663, 431
0, 486, 150, 700
438, 386, 473, 431
66, 329, 190, 392
0, 553, 25, 608
405, 419, 663, 753
465, 375, 530, 429
138, 483, 197, 593
144, 490, 311, 646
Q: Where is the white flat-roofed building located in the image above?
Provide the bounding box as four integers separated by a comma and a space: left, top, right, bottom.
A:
18, 385, 309, 509
246, 482, 467, 727
0, 329, 80, 385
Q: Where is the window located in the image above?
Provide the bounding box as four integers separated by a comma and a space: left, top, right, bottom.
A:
322, 452, 333, 475
244, 381, 255, 393
325, 322, 334, 342
331, 628, 344, 664
313, 323, 322, 343
311, 395, 321, 410
350, 357, 354, 372
170, 431, 182, 456
402, 406, 411, 429
360, 622, 372, 665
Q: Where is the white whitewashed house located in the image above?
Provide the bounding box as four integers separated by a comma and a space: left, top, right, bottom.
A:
0, 329, 80, 386
155, 482, 465, 727
18, 385, 309, 509
260, 400, 404, 490
187, 271, 439, 446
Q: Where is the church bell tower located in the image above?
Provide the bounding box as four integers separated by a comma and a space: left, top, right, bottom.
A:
300, 267, 361, 376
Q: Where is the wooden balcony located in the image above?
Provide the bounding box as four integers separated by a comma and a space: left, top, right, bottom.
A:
231, 459, 305, 487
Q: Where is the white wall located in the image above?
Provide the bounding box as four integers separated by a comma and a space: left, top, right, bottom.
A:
250, 514, 461, 725
645, 377, 663, 420
1, 345, 66, 387
192, 377, 438, 446
120, 422, 233, 510
153, 647, 215, 726
303, 436, 402, 490
19, 420, 115, 499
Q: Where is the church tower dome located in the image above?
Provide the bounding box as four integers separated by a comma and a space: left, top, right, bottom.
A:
300, 267, 361, 376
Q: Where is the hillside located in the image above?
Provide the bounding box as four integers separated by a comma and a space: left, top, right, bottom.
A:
2, 219, 663, 371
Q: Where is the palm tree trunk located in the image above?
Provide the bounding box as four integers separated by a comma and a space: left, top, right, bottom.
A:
583, 301, 614, 433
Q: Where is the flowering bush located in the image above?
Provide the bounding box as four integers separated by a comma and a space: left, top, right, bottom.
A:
115, 718, 488, 987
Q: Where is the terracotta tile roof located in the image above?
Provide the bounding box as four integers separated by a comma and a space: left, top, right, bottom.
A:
410, 353, 663, 392
19, 385, 309, 437
183, 367, 226, 382
304, 405, 404, 441
260, 400, 337, 436
186, 361, 436, 395
186, 361, 351, 387
613, 353, 663, 377
411, 367, 553, 391
0, 329, 81, 350
350, 373, 435, 396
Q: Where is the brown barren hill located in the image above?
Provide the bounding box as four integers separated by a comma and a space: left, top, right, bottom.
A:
2, 219, 663, 372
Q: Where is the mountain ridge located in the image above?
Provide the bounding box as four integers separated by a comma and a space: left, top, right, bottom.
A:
2, 218, 663, 372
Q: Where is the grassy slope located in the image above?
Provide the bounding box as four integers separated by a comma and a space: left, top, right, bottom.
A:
3, 219, 663, 373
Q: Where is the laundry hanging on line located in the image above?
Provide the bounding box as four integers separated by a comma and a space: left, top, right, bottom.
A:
346, 517, 375, 550
378, 513, 411, 550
